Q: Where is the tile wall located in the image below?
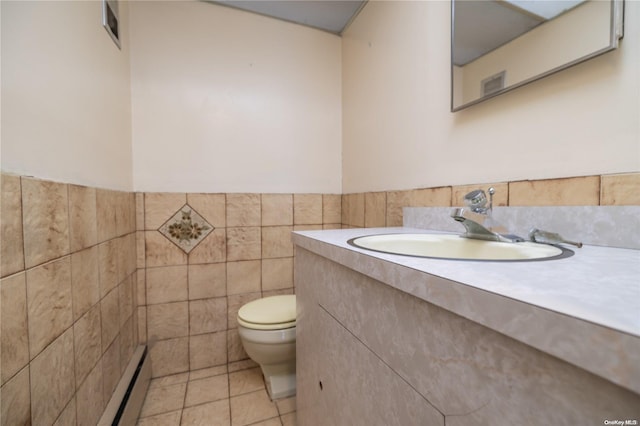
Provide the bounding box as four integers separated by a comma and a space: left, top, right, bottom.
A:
1, 174, 138, 426
1, 171, 637, 425
136, 192, 342, 378
341, 173, 640, 228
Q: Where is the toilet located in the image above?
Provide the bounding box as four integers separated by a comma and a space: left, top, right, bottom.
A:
237, 294, 296, 400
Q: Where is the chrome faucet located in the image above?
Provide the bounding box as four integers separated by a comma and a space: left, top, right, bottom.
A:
451, 188, 524, 243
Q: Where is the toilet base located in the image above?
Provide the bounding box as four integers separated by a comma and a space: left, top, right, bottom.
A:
261, 362, 296, 400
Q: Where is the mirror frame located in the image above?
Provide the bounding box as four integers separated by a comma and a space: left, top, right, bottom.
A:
451, 0, 625, 112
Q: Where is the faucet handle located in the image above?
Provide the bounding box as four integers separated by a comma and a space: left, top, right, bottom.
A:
487, 187, 495, 213
463, 187, 495, 213
529, 228, 583, 248
464, 189, 488, 211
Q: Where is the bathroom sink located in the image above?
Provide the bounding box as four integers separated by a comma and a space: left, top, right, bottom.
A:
348, 233, 573, 261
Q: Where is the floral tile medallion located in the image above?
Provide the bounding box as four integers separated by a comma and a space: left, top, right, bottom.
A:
159, 204, 214, 253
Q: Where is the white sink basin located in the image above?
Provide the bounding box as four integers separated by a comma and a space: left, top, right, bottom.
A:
349, 233, 573, 261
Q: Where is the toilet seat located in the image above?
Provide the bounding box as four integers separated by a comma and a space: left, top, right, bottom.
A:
238, 295, 296, 331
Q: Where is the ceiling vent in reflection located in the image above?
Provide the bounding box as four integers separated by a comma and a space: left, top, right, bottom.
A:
481, 71, 506, 97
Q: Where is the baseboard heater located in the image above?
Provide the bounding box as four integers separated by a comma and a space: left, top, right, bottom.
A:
98, 345, 151, 426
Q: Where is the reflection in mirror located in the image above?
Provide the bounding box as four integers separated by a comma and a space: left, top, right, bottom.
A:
451, 0, 624, 111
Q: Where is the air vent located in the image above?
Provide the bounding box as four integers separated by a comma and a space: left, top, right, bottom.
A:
481, 71, 506, 97
102, 0, 121, 49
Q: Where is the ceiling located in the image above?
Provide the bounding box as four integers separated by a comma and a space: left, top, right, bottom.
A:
453, 0, 586, 66
211, 0, 367, 35
209, 0, 585, 63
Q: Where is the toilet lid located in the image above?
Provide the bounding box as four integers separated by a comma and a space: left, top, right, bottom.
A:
238, 295, 296, 329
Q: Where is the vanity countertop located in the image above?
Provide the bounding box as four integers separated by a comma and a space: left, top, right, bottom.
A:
292, 227, 640, 394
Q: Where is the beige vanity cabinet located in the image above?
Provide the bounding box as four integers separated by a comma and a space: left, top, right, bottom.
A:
295, 247, 640, 426
296, 284, 443, 425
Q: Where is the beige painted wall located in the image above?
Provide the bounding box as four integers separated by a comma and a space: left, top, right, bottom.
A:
129, 1, 342, 193
342, 0, 640, 193
2, 1, 637, 196
0, 0, 133, 191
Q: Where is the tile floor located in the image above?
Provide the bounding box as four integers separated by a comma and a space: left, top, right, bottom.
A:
136, 363, 296, 426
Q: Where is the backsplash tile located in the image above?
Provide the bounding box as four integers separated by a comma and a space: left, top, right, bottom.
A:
101, 287, 121, 353
117, 234, 137, 283
410, 186, 452, 207
1, 173, 137, 426
262, 257, 293, 291
26, 257, 73, 359
364, 192, 387, 228
509, 176, 600, 206
601, 173, 640, 206
158, 205, 214, 254
262, 226, 294, 258
187, 228, 227, 265
98, 240, 119, 297
294, 194, 323, 225
227, 193, 261, 227
385, 190, 411, 227
1, 272, 29, 385
22, 177, 70, 268
102, 336, 121, 402
96, 189, 119, 243
71, 246, 101, 322
118, 275, 135, 327
136, 193, 145, 231
187, 193, 226, 228
349, 173, 638, 231
29, 328, 75, 426
76, 359, 105, 426
342, 193, 365, 228
120, 317, 135, 375
146, 265, 188, 305
262, 194, 293, 226
115, 191, 136, 237
189, 332, 227, 371
73, 303, 102, 388
0, 365, 31, 425
188, 263, 227, 300
1, 174, 24, 277
227, 260, 261, 296
323, 194, 342, 224
147, 302, 189, 341
227, 226, 261, 261
189, 298, 227, 335
145, 231, 188, 267
149, 337, 190, 378
144, 193, 187, 230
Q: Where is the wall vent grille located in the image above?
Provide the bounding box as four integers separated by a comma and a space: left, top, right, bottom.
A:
481, 71, 506, 96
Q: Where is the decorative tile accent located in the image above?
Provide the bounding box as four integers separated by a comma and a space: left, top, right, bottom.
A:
159, 205, 214, 254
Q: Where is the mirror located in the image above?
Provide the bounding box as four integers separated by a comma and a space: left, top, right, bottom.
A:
451, 0, 624, 111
